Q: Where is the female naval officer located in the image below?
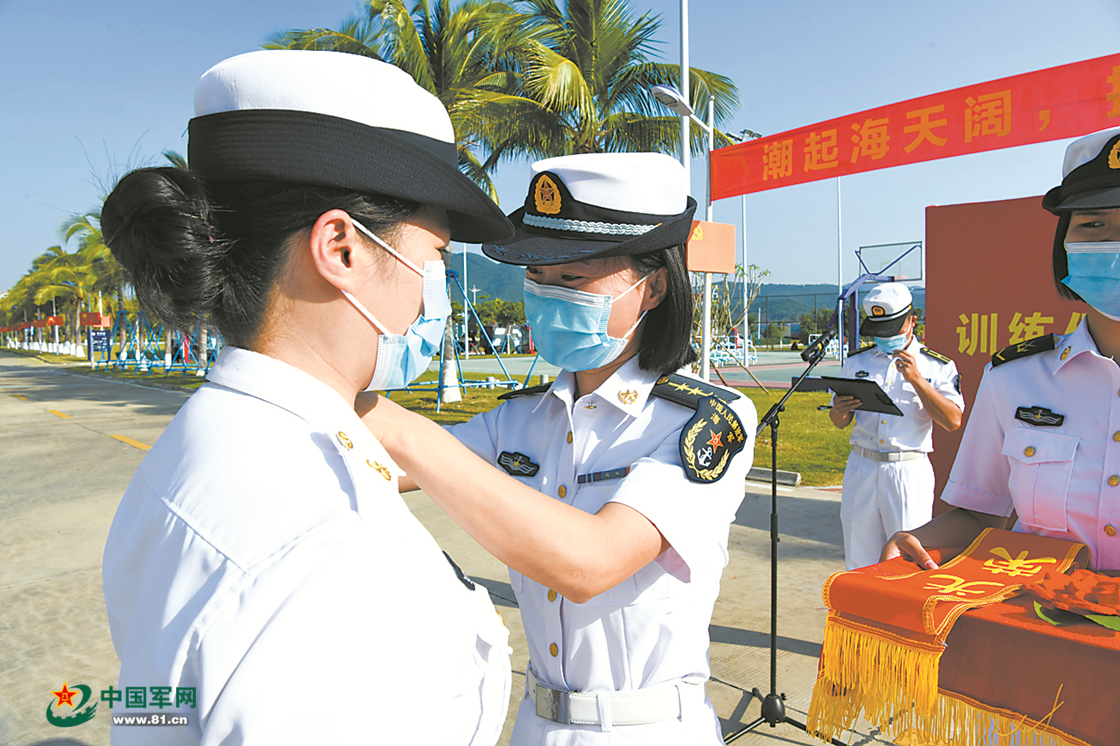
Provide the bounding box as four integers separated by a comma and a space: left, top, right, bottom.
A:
99, 50, 514, 745
883, 126, 1120, 573
359, 152, 756, 745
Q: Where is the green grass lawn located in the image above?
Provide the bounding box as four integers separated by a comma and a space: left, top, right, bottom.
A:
4, 349, 850, 486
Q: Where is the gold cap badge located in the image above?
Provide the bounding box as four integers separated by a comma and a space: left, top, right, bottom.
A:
871, 305, 885, 317
1109, 141, 1120, 170
534, 174, 562, 215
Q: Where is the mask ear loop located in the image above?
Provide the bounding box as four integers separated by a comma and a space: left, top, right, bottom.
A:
613, 274, 653, 342
352, 217, 425, 278
344, 216, 430, 335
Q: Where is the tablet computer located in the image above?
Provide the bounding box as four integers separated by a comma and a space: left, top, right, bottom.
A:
817, 376, 904, 417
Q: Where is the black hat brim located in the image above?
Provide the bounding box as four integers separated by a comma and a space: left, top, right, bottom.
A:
1042, 183, 1120, 214
482, 198, 698, 266
188, 109, 513, 244
860, 312, 909, 338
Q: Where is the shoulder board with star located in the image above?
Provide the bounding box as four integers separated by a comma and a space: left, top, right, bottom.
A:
850, 343, 876, 356
991, 334, 1057, 368
650, 374, 745, 484
497, 383, 551, 401
920, 347, 951, 364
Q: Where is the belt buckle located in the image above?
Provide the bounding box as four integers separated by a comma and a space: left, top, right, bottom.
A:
535, 683, 571, 724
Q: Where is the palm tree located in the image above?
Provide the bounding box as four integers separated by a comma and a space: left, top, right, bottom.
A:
494, 0, 740, 160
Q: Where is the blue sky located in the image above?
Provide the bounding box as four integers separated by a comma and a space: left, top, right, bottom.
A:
2, 0, 1118, 297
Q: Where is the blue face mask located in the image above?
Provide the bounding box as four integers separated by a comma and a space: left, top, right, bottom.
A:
523, 275, 647, 372
874, 330, 910, 354
1062, 241, 1120, 321
342, 219, 451, 390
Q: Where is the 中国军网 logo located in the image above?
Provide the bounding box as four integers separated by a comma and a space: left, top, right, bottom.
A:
45, 682, 97, 727
46, 681, 197, 728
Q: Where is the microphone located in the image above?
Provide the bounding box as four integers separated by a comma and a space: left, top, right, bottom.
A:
801, 326, 837, 362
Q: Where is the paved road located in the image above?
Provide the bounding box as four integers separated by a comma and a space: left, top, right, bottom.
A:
0, 351, 888, 746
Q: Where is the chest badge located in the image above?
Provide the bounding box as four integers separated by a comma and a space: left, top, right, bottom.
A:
681, 396, 746, 483
498, 451, 540, 477
855, 371, 870, 378
1014, 406, 1065, 427
618, 389, 638, 405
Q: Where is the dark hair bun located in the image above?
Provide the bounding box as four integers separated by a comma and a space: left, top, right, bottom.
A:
101, 167, 221, 330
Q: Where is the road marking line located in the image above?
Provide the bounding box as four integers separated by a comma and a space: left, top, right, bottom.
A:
49, 409, 70, 418
12, 394, 27, 399
111, 434, 151, 451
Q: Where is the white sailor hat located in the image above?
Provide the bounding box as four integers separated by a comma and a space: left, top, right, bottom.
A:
188, 50, 512, 243
1042, 126, 1120, 214
860, 282, 913, 337
483, 152, 697, 266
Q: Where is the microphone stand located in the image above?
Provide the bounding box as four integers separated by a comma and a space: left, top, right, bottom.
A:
724, 325, 847, 746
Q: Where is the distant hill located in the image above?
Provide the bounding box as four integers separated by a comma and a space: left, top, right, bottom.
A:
449, 252, 926, 322
447, 252, 524, 303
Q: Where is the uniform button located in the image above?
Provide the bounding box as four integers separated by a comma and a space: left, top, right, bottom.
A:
879, 440, 885, 445
547, 589, 557, 602
1105, 525, 1117, 538
567, 432, 573, 444
1113, 431, 1120, 442
881, 420, 886, 425
549, 643, 559, 657
337, 431, 353, 450
1111, 475, 1120, 487
1024, 446, 1035, 457
558, 485, 567, 498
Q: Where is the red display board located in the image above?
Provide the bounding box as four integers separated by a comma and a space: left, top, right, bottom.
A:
712, 54, 1120, 200
925, 196, 1077, 513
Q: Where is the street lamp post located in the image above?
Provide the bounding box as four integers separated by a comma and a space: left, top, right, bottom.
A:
651, 84, 717, 380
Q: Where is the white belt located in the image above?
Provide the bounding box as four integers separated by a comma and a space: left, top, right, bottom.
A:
853, 446, 926, 462
527, 668, 701, 726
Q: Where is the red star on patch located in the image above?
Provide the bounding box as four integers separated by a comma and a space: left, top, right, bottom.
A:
706, 430, 724, 449
53, 682, 77, 708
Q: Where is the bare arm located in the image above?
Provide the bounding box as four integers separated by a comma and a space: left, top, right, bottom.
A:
881, 508, 1009, 569
893, 349, 963, 431
357, 392, 668, 603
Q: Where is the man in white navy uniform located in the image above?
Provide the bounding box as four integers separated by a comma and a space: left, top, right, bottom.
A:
829, 283, 965, 569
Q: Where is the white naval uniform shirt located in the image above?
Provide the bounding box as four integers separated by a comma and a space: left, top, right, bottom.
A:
836, 336, 965, 454
449, 357, 756, 746
102, 347, 510, 746
942, 319, 1120, 571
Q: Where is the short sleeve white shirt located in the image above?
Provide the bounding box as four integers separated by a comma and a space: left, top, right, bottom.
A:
942, 320, 1120, 571
102, 347, 510, 745
836, 337, 964, 452
448, 357, 756, 745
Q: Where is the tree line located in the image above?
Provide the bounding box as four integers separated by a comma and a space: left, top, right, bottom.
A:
2, 0, 739, 342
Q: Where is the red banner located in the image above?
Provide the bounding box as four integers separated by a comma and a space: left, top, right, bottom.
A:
711, 53, 1120, 200
45, 316, 64, 326
79, 312, 110, 327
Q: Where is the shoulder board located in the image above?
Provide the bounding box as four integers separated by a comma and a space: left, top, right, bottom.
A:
497, 383, 551, 401
649, 373, 741, 408
851, 344, 876, 356
650, 374, 746, 484
920, 347, 951, 364
991, 334, 1056, 368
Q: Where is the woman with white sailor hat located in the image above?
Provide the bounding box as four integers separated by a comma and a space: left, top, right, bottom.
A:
360, 152, 757, 744
883, 125, 1120, 573
100, 50, 514, 745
